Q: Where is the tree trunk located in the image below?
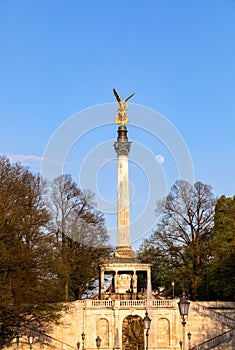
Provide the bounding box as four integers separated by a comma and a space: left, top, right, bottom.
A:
65, 282, 69, 301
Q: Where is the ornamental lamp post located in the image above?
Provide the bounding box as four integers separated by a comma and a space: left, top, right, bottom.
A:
28, 334, 34, 350
178, 290, 190, 350
81, 332, 85, 350
96, 336, 101, 350
143, 311, 151, 350
187, 332, 192, 350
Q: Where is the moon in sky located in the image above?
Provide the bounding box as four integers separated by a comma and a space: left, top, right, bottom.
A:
155, 154, 165, 164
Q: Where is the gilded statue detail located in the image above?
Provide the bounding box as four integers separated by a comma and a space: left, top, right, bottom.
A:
113, 88, 135, 125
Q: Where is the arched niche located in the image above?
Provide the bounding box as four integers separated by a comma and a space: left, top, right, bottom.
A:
96, 318, 109, 346
157, 317, 170, 346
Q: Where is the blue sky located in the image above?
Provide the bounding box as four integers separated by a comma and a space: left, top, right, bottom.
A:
1, 1, 235, 247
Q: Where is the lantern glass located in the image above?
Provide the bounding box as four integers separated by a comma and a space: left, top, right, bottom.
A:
28, 335, 34, 345
178, 291, 190, 317
143, 311, 151, 330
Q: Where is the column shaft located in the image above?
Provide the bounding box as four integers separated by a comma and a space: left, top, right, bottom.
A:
117, 153, 130, 246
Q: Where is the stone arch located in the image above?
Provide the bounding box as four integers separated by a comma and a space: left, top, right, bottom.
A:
156, 317, 170, 346
122, 315, 144, 350
96, 318, 109, 346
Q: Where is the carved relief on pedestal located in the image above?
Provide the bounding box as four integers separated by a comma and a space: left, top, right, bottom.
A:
116, 274, 132, 294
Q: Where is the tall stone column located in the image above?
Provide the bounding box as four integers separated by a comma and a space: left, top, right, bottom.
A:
114, 125, 134, 259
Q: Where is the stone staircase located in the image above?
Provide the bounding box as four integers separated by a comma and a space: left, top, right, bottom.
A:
191, 303, 235, 350
192, 303, 235, 329
191, 330, 233, 350
12, 326, 76, 350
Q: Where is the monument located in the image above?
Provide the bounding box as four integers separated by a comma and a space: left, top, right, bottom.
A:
49, 91, 235, 350
99, 89, 152, 302
113, 88, 135, 259
7, 90, 235, 350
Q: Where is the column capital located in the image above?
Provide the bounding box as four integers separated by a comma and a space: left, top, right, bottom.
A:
114, 141, 131, 156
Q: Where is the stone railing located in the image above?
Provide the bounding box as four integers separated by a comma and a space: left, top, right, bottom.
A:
90, 300, 113, 307
37, 335, 77, 350
84, 299, 176, 309
191, 330, 233, 350
119, 300, 147, 307
14, 326, 77, 350
152, 299, 176, 308
192, 303, 235, 329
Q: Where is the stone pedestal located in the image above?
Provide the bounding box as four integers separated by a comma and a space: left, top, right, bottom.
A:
114, 246, 134, 259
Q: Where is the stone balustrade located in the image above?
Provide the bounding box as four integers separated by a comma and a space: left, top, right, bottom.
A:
78, 298, 177, 309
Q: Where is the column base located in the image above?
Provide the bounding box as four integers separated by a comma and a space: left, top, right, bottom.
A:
114, 246, 135, 259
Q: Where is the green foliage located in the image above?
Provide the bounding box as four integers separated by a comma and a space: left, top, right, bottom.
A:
0, 159, 112, 347
208, 195, 235, 300
0, 157, 63, 346
138, 190, 235, 301
137, 243, 173, 296
47, 175, 112, 301
138, 180, 216, 300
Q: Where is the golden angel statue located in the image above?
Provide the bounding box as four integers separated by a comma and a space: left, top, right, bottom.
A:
113, 88, 135, 125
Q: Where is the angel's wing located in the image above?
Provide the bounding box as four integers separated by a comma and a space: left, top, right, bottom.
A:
125, 92, 135, 102
113, 88, 121, 103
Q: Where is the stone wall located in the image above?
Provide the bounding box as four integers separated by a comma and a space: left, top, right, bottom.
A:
6, 300, 235, 350
49, 300, 235, 350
